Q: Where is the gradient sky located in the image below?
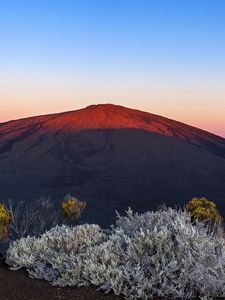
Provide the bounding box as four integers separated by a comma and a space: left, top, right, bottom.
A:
0, 0, 224, 137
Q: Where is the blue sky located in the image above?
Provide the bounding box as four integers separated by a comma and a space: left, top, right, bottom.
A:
1, 0, 224, 77
0, 0, 225, 136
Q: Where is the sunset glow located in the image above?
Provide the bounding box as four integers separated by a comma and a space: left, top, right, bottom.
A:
0, 0, 224, 137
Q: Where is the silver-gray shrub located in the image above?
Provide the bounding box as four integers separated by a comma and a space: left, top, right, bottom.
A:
6, 207, 225, 299
6, 224, 104, 283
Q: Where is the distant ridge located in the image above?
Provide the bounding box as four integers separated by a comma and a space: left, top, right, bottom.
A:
0, 103, 225, 225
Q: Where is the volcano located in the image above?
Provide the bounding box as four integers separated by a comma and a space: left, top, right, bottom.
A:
0, 104, 225, 225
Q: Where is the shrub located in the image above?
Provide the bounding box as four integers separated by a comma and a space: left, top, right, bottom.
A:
2, 197, 61, 241
0, 195, 87, 253
186, 197, 223, 224
0, 204, 11, 240
82, 208, 225, 299
6, 224, 103, 278
61, 195, 86, 223
6, 236, 41, 269
6, 207, 225, 299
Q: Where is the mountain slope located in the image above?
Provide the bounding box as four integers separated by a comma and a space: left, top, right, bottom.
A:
0, 104, 225, 225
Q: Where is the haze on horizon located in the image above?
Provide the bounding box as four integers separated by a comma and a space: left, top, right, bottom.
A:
0, 0, 224, 137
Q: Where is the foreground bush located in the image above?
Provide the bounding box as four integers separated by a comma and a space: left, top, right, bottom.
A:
6, 207, 225, 299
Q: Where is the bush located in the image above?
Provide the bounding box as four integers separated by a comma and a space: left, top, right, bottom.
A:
61, 195, 86, 223
1, 197, 61, 241
0, 204, 11, 240
186, 197, 223, 225
6, 207, 225, 299
0, 194, 86, 246
6, 224, 103, 276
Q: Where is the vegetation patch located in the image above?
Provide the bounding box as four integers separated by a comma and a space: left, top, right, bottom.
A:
5, 207, 225, 300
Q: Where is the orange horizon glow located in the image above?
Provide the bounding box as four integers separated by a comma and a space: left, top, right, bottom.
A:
1, 96, 224, 138
1, 72, 224, 138
1, 2, 224, 138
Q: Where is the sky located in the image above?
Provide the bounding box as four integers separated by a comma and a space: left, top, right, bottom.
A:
0, 0, 224, 137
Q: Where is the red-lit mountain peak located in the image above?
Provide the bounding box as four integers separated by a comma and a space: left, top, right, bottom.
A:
1, 103, 224, 155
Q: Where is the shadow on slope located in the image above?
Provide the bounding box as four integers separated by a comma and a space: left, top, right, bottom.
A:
0, 128, 225, 226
